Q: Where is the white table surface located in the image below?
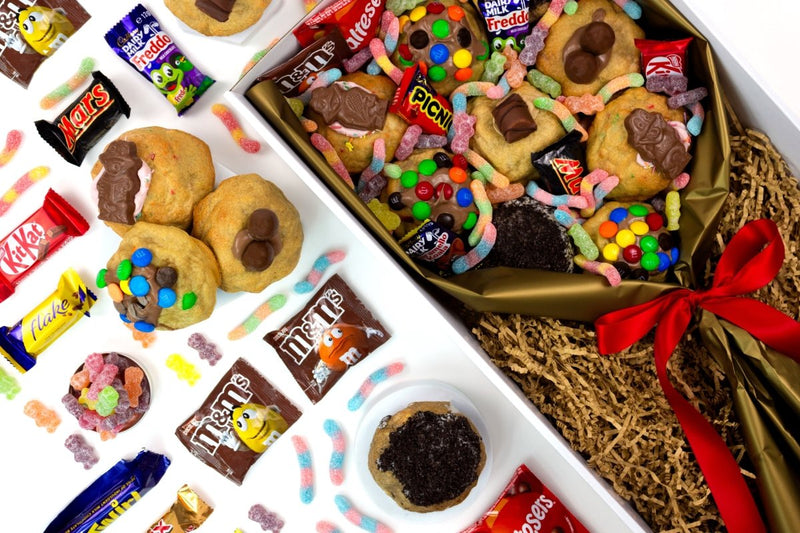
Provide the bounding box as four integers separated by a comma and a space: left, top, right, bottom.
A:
0, 1, 794, 532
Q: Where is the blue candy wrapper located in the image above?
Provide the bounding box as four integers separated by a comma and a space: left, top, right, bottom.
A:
105, 4, 214, 115
478, 0, 531, 51
44, 450, 170, 533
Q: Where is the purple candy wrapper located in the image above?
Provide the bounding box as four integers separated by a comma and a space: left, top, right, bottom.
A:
44, 450, 170, 533
478, 0, 531, 51
104, 4, 214, 115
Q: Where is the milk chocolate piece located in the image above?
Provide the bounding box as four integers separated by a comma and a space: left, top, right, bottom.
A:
309, 83, 388, 131
491, 93, 537, 143
231, 209, 282, 271
562, 10, 615, 84
264, 274, 390, 403
255, 30, 349, 97
175, 358, 302, 485
580, 21, 615, 55
195, 0, 236, 22
96, 140, 142, 225
625, 108, 692, 179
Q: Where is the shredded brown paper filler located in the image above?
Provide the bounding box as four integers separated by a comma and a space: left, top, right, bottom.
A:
464, 113, 800, 532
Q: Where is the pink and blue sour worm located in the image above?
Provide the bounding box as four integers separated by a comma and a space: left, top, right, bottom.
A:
311, 133, 355, 189
359, 138, 386, 185
579, 169, 619, 218
347, 362, 405, 411
685, 101, 705, 136
596, 73, 644, 103
526, 180, 587, 210
394, 125, 422, 161
295, 250, 347, 294
317, 522, 344, 533
452, 221, 497, 274
299, 68, 342, 105
369, 38, 403, 84
367, 11, 399, 75
292, 435, 314, 504
613, 0, 642, 19
0, 129, 23, 168
323, 419, 346, 485
335, 495, 393, 533
533, 96, 588, 141
344, 48, 372, 73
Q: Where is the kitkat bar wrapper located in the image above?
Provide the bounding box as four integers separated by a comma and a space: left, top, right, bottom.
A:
44, 450, 170, 533
0, 189, 89, 303
293, 0, 384, 52
264, 273, 390, 403
35, 71, 130, 166
245, 0, 729, 321
462, 464, 589, 533
175, 358, 302, 485
0, 0, 90, 88
634, 37, 693, 79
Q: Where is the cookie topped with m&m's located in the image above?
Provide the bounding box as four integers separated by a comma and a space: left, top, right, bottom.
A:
393, 0, 490, 96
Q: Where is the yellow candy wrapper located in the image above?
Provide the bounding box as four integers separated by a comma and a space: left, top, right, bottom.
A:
0, 268, 96, 372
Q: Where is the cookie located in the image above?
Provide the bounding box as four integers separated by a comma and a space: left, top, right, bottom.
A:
468, 83, 565, 183
586, 87, 688, 200
307, 72, 408, 174
100, 222, 221, 331
368, 401, 485, 513
393, 0, 490, 97
192, 174, 303, 293
90, 127, 215, 236
484, 195, 574, 272
581, 201, 678, 281
165, 0, 271, 36
383, 149, 477, 237
536, 0, 644, 97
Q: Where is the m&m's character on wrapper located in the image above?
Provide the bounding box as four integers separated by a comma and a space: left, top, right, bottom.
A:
232, 403, 290, 453
18, 5, 75, 56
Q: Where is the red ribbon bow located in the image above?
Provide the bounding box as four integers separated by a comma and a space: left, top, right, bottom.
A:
596, 219, 800, 533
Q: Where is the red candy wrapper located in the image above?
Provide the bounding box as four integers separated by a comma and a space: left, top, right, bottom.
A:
0, 0, 91, 88
293, 0, 385, 52
264, 274, 390, 403
390, 65, 454, 136
634, 37, 692, 79
463, 464, 589, 533
0, 189, 89, 303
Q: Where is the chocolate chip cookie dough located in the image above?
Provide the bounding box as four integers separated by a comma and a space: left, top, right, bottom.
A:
192, 174, 303, 293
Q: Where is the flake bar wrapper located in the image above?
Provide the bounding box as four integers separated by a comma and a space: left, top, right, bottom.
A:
0, 189, 89, 303
254, 29, 350, 98
175, 358, 302, 485
476, 0, 530, 50
105, 4, 214, 115
293, 0, 385, 52
35, 71, 130, 166
0, 267, 96, 373
530, 130, 586, 196
265, 273, 390, 403
389, 65, 453, 136
147, 484, 213, 533
44, 450, 170, 533
462, 464, 590, 533
0, 0, 90, 88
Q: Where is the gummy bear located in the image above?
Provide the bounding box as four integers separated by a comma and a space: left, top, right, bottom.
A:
23, 400, 60, 433
65, 433, 98, 470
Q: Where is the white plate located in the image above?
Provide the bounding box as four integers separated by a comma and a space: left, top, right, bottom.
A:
353, 380, 493, 523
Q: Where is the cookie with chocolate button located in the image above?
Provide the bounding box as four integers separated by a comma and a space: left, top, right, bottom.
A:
536, 0, 644, 96
165, 0, 271, 36
468, 83, 564, 182
192, 174, 303, 293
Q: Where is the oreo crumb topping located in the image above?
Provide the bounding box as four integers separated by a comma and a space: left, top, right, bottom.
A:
377, 410, 482, 507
